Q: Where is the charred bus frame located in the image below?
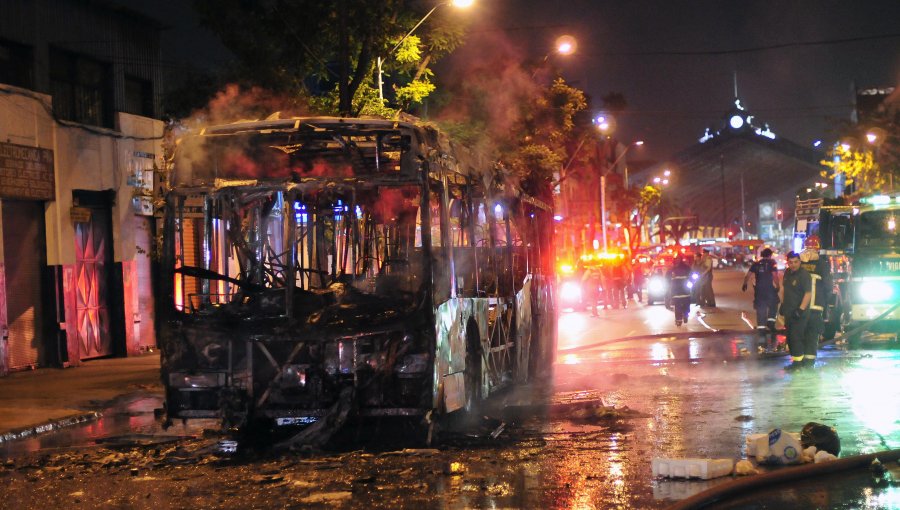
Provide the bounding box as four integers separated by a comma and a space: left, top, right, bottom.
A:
157, 118, 556, 436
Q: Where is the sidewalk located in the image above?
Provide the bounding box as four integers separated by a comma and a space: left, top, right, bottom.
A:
0, 352, 162, 441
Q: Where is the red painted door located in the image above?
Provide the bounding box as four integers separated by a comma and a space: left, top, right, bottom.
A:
74, 209, 112, 359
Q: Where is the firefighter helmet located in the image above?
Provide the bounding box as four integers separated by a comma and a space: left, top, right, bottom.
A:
804, 235, 821, 250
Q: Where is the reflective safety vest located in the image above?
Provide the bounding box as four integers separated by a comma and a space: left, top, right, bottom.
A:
800, 249, 829, 312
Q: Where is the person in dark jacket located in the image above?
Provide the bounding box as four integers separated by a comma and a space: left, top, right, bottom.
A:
781, 251, 812, 371
742, 247, 781, 349
667, 255, 692, 326
799, 235, 831, 366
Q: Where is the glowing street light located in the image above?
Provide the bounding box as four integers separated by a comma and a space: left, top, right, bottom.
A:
555, 35, 577, 56
652, 169, 672, 243
532, 35, 577, 78
377, 1, 474, 102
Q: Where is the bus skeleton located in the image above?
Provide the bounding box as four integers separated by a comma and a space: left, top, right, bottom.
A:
156, 117, 556, 445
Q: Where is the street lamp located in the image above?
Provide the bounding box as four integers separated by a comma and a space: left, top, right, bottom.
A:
652, 169, 671, 244
377, 0, 474, 102
531, 35, 577, 78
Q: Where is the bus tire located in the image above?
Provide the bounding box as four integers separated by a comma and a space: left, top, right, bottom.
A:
465, 326, 482, 413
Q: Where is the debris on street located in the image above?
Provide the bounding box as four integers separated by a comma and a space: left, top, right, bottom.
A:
651, 458, 734, 480
734, 459, 758, 476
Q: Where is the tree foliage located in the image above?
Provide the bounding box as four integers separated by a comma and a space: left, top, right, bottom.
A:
821, 98, 900, 196
508, 79, 588, 195
621, 185, 660, 252
190, 0, 469, 116
820, 145, 883, 193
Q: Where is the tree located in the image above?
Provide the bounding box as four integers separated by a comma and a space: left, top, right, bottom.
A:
621, 185, 660, 253
821, 97, 900, 196
820, 144, 884, 195
190, 0, 468, 116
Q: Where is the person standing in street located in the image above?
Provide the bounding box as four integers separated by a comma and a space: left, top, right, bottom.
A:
667, 255, 692, 326
781, 251, 812, 371
799, 235, 831, 366
581, 263, 602, 317
742, 247, 781, 349
630, 259, 646, 303
698, 249, 716, 308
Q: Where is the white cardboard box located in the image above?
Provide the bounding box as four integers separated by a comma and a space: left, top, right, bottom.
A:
651, 458, 734, 480
745, 432, 801, 456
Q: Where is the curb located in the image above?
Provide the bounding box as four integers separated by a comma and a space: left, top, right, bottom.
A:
0, 411, 102, 445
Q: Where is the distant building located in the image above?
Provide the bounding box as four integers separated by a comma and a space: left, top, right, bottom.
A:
636, 97, 824, 247
0, 0, 164, 375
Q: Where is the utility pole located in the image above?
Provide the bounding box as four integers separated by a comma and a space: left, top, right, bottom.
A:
600, 174, 608, 250
740, 172, 746, 239
720, 154, 726, 233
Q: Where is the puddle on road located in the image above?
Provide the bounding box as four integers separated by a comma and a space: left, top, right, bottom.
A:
0, 393, 213, 459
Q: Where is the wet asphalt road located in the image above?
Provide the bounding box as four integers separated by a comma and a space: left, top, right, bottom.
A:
3, 272, 900, 508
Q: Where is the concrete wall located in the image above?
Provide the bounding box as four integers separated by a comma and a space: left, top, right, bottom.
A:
0, 83, 163, 371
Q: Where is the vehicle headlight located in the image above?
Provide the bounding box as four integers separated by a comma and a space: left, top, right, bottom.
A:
861, 280, 894, 302
648, 278, 666, 293
691, 272, 700, 281
560, 281, 582, 301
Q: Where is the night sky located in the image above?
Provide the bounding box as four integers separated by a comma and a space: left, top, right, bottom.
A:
119, 0, 899, 162
464, 0, 900, 161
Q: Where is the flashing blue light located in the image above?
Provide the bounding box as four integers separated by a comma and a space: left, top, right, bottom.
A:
813, 140, 823, 147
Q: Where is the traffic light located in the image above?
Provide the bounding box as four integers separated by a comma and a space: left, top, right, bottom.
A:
776, 209, 783, 221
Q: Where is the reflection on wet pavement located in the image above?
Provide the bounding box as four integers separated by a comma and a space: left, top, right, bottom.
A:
1, 393, 213, 459
5, 331, 900, 509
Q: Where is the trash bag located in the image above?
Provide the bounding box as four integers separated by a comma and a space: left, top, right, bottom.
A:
801, 422, 840, 456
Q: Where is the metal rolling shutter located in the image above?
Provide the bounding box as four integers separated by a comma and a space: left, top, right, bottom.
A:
3, 201, 45, 369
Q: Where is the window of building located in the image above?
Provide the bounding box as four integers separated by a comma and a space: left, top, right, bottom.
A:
0, 39, 33, 89
124, 75, 153, 117
49, 48, 112, 127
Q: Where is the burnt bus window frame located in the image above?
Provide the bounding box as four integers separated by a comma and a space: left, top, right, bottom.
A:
170, 184, 428, 317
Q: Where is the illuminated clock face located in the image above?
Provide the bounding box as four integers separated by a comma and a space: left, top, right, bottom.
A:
729, 115, 745, 129
762, 205, 773, 217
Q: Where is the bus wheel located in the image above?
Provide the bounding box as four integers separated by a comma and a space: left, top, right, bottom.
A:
465, 328, 482, 413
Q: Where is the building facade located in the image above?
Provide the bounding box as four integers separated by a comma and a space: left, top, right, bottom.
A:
0, 0, 163, 375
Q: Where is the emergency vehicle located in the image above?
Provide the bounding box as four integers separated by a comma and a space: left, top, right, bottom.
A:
845, 194, 900, 339
795, 193, 900, 341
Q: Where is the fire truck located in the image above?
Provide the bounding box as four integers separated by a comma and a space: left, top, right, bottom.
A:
795, 193, 900, 341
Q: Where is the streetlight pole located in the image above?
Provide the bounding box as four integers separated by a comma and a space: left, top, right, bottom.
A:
653, 170, 670, 244
720, 153, 727, 232
377, 0, 474, 103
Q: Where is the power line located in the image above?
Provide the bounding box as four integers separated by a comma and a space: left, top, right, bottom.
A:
580, 32, 900, 57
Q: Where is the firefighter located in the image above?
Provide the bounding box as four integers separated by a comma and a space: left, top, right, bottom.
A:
742, 247, 781, 349
581, 263, 603, 316
780, 251, 812, 371
799, 235, 831, 366
610, 259, 628, 309
630, 259, 647, 303
697, 249, 716, 307
667, 255, 692, 326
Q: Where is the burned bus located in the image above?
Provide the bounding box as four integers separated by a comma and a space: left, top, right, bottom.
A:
156, 117, 556, 439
